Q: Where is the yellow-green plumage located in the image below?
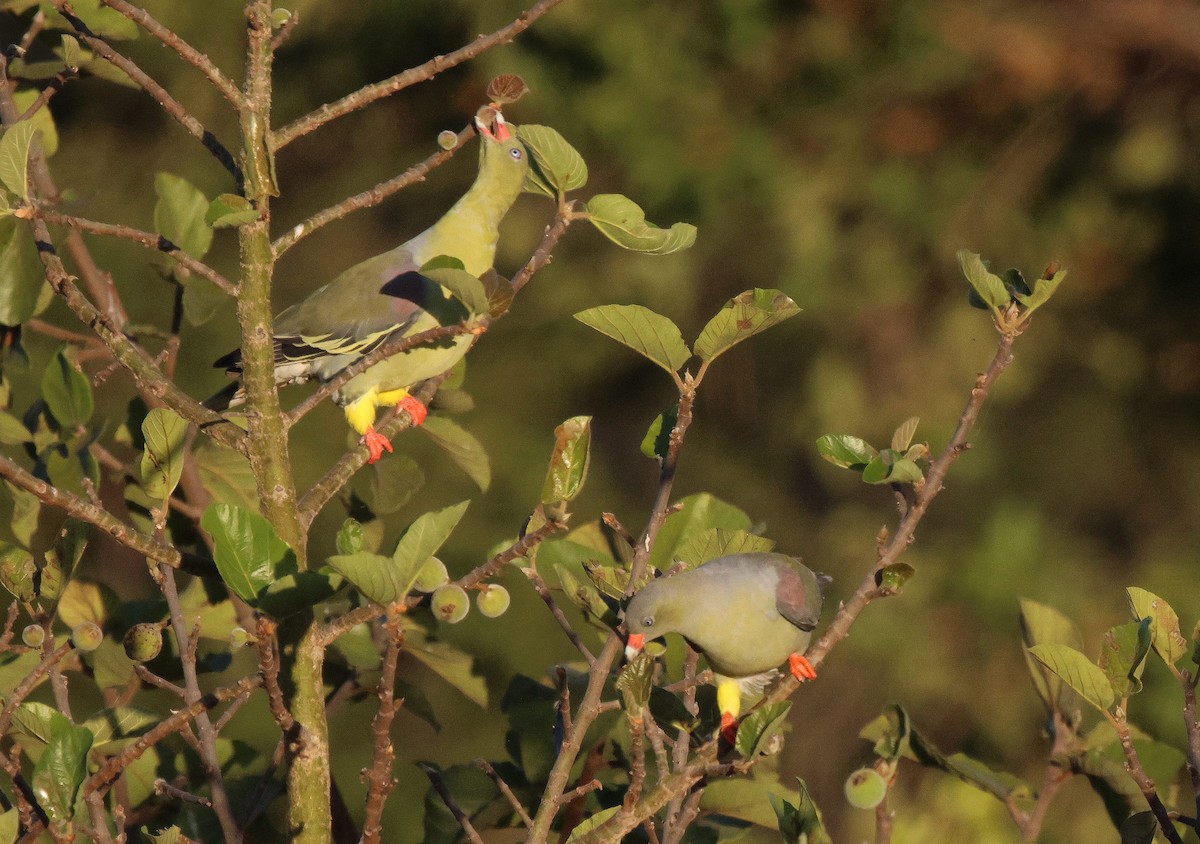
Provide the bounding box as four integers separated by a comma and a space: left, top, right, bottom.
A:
209, 114, 529, 444
625, 552, 825, 678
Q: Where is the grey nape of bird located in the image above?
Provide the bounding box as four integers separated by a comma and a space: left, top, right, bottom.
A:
624, 552, 829, 738
204, 105, 530, 463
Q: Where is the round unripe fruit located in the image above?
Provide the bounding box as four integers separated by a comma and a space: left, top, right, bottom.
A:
475, 584, 511, 618
437, 130, 458, 150
844, 767, 888, 810
21, 624, 44, 648
123, 623, 164, 663
413, 557, 450, 593
431, 584, 470, 624
71, 621, 103, 653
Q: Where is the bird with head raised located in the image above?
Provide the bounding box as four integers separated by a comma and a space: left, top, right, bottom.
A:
624, 551, 829, 742
207, 106, 530, 462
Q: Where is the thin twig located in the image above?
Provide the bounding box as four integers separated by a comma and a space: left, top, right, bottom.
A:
1182, 671, 1200, 825
522, 567, 595, 663
98, 0, 244, 108
475, 759, 533, 828
273, 0, 572, 147
271, 125, 473, 257
360, 621, 404, 844
50, 1, 243, 187
0, 640, 74, 738
459, 517, 566, 590
420, 763, 486, 844
35, 207, 238, 295
133, 664, 185, 697
1110, 712, 1185, 844
154, 779, 213, 809
255, 617, 296, 733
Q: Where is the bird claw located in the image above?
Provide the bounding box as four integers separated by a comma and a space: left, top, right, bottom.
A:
362, 428, 393, 463
789, 653, 817, 682
720, 712, 739, 746
397, 395, 428, 427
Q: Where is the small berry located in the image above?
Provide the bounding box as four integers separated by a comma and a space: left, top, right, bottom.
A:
437, 130, 458, 150
844, 767, 888, 810
431, 584, 469, 624
413, 557, 450, 593
71, 621, 103, 653
123, 623, 164, 663
21, 624, 44, 648
475, 584, 511, 618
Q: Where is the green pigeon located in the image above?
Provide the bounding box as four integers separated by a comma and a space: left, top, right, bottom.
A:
207, 107, 529, 462
623, 551, 828, 740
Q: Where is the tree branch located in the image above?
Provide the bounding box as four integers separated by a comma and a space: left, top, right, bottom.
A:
271, 125, 473, 257
272, 0, 572, 148
99, 0, 245, 108
50, 1, 243, 187
360, 620, 404, 844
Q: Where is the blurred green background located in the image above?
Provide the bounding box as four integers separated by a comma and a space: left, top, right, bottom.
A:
5, 0, 1200, 840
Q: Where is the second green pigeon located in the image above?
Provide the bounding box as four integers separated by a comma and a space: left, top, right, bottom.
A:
207, 107, 529, 462
624, 551, 829, 740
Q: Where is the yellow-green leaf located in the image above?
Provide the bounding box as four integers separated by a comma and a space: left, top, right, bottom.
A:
585, 194, 696, 254
517, 124, 587, 198
693, 288, 800, 362
575, 304, 691, 374
1029, 643, 1114, 711
140, 408, 188, 501
1126, 587, 1188, 665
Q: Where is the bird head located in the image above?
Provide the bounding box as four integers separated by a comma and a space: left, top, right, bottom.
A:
622, 578, 681, 661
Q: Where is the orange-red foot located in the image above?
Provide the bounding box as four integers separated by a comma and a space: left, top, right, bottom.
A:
720, 712, 739, 745
789, 653, 817, 682
362, 427, 394, 464
398, 395, 428, 426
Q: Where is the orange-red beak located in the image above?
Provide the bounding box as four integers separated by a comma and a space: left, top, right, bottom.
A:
624, 632, 645, 661
477, 110, 511, 142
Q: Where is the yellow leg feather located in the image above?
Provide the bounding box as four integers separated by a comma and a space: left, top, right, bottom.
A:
375, 387, 411, 406
717, 680, 742, 720
343, 392, 379, 435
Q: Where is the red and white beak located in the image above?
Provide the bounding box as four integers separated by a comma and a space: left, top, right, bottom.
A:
476, 109, 511, 142
624, 633, 645, 662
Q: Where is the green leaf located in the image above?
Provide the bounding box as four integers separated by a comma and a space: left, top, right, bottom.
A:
575, 304, 691, 374
640, 404, 678, 460
12, 701, 58, 744
391, 501, 469, 592
877, 563, 915, 591
90, 636, 134, 690
1119, 812, 1158, 844
0, 121, 38, 201
586, 194, 696, 254
1126, 587, 1188, 665
1028, 643, 1115, 711
0, 410, 31, 445
42, 348, 93, 428
182, 277, 226, 325
815, 434, 877, 469
141, 825, 182, 844
405, 623, 487, 707
139, 408, 188, 501
153, 172, 212, 261
420, 416, 489, 493
1016, 268, 1067, 313
565, 807, 620, 842
1099, 619, 1152, 698
31, 713, 92, 824
0, 216, 46, 326
859, 703, 912, 762
422, 263, 490, 317
204, 193, 258, 228
693, 288, 800, 362
957, 250, 1011, 310
0, 808, 16, 844
516, 124, 588, 198
736, 701, 792, 758
82, 706, 156, 750
56, 579, 118, 627
41, 519, 89, 602
616, 652, 654, 713
700, 773, 814, 831
1019, 598, 1084, 716
771, 778, 832, 844
201, 503, 297, 603
325, 552, 397, 605
59, 35, 81, 71
194, 441, 257, 510
0, 542, 36, 602
4, 481, 40, 548
672, 527, 774, 568
891, 416, 919, 451
540, 416, 591, 509
255, 570, 343, 619
358, 453, 424, 515
647, 492, 752, 573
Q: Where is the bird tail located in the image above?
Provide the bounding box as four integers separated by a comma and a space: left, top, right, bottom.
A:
202, 380, 245, 412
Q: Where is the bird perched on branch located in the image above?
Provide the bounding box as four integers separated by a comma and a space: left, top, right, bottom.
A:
624, 552, 828, 742
206, 107, 529, 462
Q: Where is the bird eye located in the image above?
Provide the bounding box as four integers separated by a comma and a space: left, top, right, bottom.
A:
510, 148, 523, 160
642, 616, 654, 627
